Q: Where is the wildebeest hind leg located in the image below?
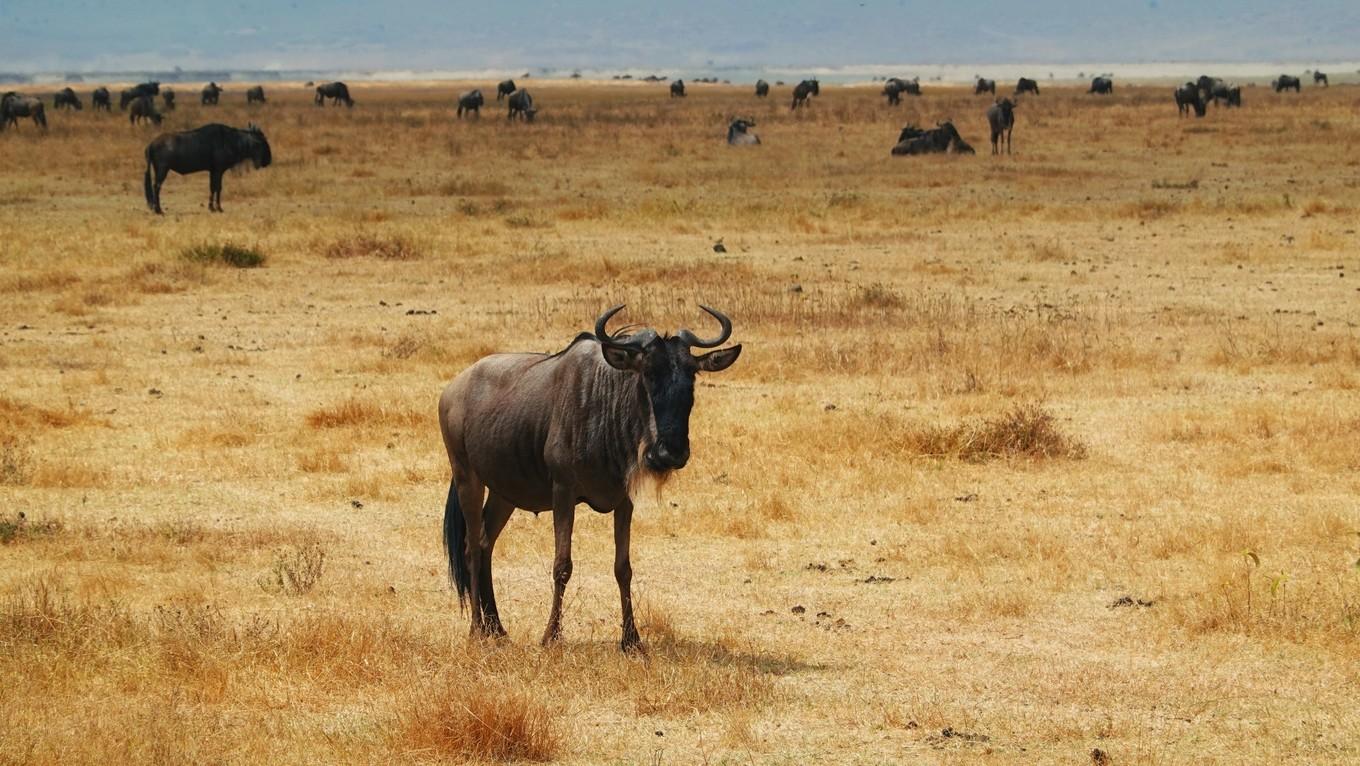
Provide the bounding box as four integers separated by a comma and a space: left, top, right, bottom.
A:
541, 485, 576, 646
477, 495, 514, 637
456, 478, 492, 636
152, 166, 169, 215
209, 171, 222, 212
613, 500, 642, 652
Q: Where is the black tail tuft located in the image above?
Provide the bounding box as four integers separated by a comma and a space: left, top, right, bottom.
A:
443, 480, 469, 610
143, 149, 154, 210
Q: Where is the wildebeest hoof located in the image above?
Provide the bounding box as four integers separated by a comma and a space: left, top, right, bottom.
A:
621, 638, 647, 655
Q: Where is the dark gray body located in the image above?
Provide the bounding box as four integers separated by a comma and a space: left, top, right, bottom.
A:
143, 123, 271, 214
201, 82, 222, 105
1273, 75, 1301, 93
1, 93, 47, 130
246, 86, 266, 104
883, 77, 919, 105
54, 87, 82, 110
975, 78, 996, 95
1314, 72, 1328, 87
457, 89, 484, 118
791, 79, 819, 110
670, 79, 686, 97
1015, 77, 1039, 96
92, 87, 111, 111
987, 98, 1015, 154
496, 79, 516, 101
1175, 83, 1206, 117
507, 89, 536, 121
1211, 83, 1242, 108
755, 79, 769, 97
891, 121, 973, 155
1196, 75, 1222, 102
1089, 76, 1113, 94
727, 118, 759, 145
161, 89, 176, 111
315, 82, 353, 106
129, 95, 162, 126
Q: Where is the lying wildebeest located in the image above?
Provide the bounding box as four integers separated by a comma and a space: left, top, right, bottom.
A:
496, 79, 516, 101
129, 95, 163, 126
791, 79, 819, 110
507, 89, 536, 122
92, 87, 111, 111
755, 79, 769, 97
314, 81, 353, 107
1015, 77, 1039, 96
1272, 75, 1301, 93
54, 87, 82, 110
246, 85, 266, 104
987, 98, 1016, 155
201, 82, 223, 105
670, 79, 686, 97
144, 123, 271, 214
975, 77, 996, 95
1175, 82, 1206, 117
456, 89, 484, 118
119, 81, 159, 109
1314, 71, 1328, 87
1211, 82, 1242, 108
439, 305, 741, 650
1, 93, 47, 130
162, 88, 176, 111
1089, 76, 1113, 94
727, 117, 759, 145
891, 121, 974, 155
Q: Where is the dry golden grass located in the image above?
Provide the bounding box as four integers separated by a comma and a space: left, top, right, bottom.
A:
2, 79, 1359, 764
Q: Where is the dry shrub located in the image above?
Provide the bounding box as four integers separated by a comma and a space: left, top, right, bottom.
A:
323, 232, 423, 261
0, 512, 62, 545
0, 435, 32, 486
0, 396, 95, 432
0, 577, 138, 651
902, 403, 1087, 462
395, 680, 560, 763
305, 398, 423, 430
180, 242, 266, 268
259, 543, 326, 595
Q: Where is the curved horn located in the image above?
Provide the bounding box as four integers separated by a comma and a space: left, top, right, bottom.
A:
594, 304, 626, 341
678, 305, 733, 348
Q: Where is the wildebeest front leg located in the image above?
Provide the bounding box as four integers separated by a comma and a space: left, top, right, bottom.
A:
208, 171, 223, 212
614, 500, 642, 652
541, 486, 576, 646
478, 494, 514, 637
152, 167, 169, 215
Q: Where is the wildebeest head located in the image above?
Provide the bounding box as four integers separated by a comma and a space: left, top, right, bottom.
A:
594, 305, 741, 472
243, 123, 272, 168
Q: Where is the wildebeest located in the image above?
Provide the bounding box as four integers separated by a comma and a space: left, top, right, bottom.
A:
507, 89, 536, 122
120, 82, 159, 110
1314, 71, 1328, 87
1211, 83, 1242, 108
246, 86, 266, 104
1015, 77, 1040, 96
1272, 75, 1301, 93
314, 82, 353, 107
1175, 82, 1206, 117
54, 87, 83, 110
1196, 75, 1222, 102
143, 123, 272, 214
92, 87, 111, 111
891, 121, 974, 155
456, 89, 484, 118
727, 117, 759, 145
128, 95, 163, 126
670, 79, 686, 97
791, 79, 819, 110
986, 98, 1016, 155
1089, 76, 1113, 95
496, 79, 516, 101
161, 88, 176, 111
755, 79, 769, 97
201, 82, 223, 105
882, 77, 920, 105
1, 93, 48, 131
975, 78, 996, 95
438, 305, 741, 650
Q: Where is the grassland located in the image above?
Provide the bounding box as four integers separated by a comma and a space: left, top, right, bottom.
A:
2, 79, 1359, 764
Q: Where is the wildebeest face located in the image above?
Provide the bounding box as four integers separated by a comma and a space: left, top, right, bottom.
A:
246, 125, 272, 168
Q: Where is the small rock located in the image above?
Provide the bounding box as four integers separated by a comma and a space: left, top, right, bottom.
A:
351, 499, 364, 509
790, 605, 806, 614
789, 284, 804, 293
712, 241, 726, 253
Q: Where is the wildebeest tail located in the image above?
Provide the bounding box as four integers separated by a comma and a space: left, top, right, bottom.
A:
143, 146, 154, 208
443, 479, 470, 608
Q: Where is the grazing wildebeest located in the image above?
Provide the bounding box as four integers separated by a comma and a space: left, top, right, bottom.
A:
314, 82, 353, 107
92, 87, 111, 111
891, 121, 974, 155
438, 305, 742, 650
161, 88, 176, 111
726, 117, 759, 145
975, 77, 996, 95
1175, 82, 1206, 117
456, 89, 484, 118
119, 81, 159, 110
246, 86, 266, 104
1211, 82, 1242, 108
1, 93, 47, 131
1314, 71, 1328, 87
201, 82, 223, 105
1272, 75, 1301, 93
1089, 76, 1113, 95
986, 98, 1015, 155
755, 79, 769, 97
670, 79, 686, 97
882, 77, 920, 105
1015, 77, 1040, 96
54, 87, 83, 110
143, 123, 272, 214
128, 95, 163, 126
496, 79, 516, 101
1196, 75, 1222, 102
507, 89, 536, 122
790, 79, 819, 110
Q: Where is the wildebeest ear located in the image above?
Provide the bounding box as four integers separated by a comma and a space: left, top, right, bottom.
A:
601, 344, 645, 371
696, 344, 741, 373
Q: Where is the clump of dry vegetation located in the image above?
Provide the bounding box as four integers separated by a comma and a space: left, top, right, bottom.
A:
902, 403, 1088, 461
259, 542, 327, 595
394, 680, 560, 762
179, 242, 266, 268
321, 232, 423, 260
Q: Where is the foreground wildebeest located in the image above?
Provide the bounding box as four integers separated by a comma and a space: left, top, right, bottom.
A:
1175, 82, 1206, 117
1, 93, 47, 130
456, 89, 484, 118
496, 79, 516, 101
987, 98, 1016, 154
201, 82, 223, 105
314, 81, 353, 107
1015, 77, 1039, 96
755, 79, 769, 97
92, 87, 111, 111
670, 79, 686, 97
54, 87, 82, 110
1314, 71, 1328, 87
1089, 76, 1113, 95
891, 121, 974, 155
791, 79, 819, 110
975, 77, 996, 95
439, 305, 741, 650
246, 85, 266, 104
143, 123, 272, 214
507, 89, 536, 122
161, 88, 176, 111
1272, 75, 1301, 93
128, 95, 163, 126
727, 117, 759, 145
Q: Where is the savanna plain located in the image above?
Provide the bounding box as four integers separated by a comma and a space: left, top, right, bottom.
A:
2, 80, 1359, 765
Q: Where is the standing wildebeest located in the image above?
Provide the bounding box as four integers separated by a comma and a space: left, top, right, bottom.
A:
143, 123, 272, 215
1089, 76, 1113, 95
507, 89, 536, 122
439, 305, 741, 650
1, 93, 47, 131
314, 81, 353, 107
882, 77, 920, 105
1015, 77, 1040, 96
1314, 71, 1328, 87
120, 81, 159, 110
1211, 82, 1242, 108
246, 86, 266, 104
496, 79, 516, 101
727, 117, 759, 145
1196, 75, 1222, 102
790, 79, 819, 110
1175, 82, 1206, 117
161, 88, 176, 111
975, 77, 996, 95
1272, 75, 1301, 93
92, 87, 111, 111
54, 87, 83, 110
201, 82, 223, 105
456, 89, 484, 118
891, 121, 974, 155
755, 79, 769, 97
987, 98, 1015, 155
670, 79, 686, 97
128, 95, 163, 126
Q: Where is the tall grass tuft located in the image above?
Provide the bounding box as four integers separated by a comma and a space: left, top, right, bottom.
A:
180, 242, 266, 268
